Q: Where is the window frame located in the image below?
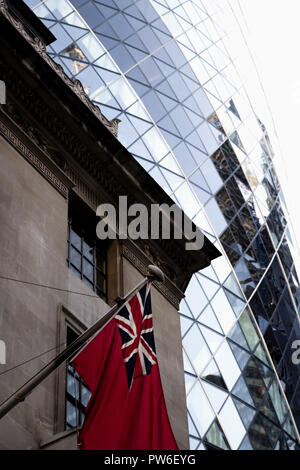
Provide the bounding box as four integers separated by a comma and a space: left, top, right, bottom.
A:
67, 193, 108, 301
64, 326, 91, 430
54, 305, 88, 434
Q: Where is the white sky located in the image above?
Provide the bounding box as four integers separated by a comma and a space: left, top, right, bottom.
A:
234, 0, 300, 275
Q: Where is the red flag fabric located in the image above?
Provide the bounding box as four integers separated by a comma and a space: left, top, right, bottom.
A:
72, 282, 179, 450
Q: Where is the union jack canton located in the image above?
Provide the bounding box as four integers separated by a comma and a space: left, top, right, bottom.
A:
115, 282, 157, 389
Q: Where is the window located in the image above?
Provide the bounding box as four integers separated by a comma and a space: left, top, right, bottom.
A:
67, 194, 108, 300
60, 43, 88, 74
65, 326, 91, 430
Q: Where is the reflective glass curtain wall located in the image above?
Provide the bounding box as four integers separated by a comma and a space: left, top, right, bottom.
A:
25, 0, 300, 450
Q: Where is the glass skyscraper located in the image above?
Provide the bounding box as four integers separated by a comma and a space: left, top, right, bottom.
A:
25, 0, 300, 450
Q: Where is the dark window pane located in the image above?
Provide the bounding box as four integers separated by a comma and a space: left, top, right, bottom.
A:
83, 259, 94, 281
96, 270, 106, 292
67, 372, 76, 397
70, 228, 81, 249
70, 246, 81, 270
66, 400, 77, 428
81, 385, 92, 407
83, 240, 94, 262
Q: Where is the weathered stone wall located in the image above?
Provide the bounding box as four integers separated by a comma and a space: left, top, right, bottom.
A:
0, 136, 108, 449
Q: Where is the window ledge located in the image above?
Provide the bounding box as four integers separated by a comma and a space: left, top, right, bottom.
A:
40, 427, 80, 450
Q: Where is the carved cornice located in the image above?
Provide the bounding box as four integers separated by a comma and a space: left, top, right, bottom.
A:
0, 102, 109, 210
0, 112, 73, 198
121, 240, 184, 309
0, 0, 119, 138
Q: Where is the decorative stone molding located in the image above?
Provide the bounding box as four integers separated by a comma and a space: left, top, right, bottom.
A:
0, 114, 72, 198
121, 240, 184, 309
0, 0, 119, 138
65, 166, 100, 210
0, 104, 106, 210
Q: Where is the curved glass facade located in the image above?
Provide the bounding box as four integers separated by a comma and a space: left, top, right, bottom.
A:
26, 0, 300, 450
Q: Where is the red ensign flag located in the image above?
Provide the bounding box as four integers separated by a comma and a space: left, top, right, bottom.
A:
72, 282, 178, 450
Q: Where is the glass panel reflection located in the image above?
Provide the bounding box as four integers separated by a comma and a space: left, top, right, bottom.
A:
218, 397, 246, 449
205, 421, 229, 450
187, 382, 215, 438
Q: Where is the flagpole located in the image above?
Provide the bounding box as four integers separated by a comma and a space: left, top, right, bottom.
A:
0, 265, 165, 420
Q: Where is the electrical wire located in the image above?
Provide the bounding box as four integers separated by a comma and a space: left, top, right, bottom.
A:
0, 274, 100, 298
0, 274, 116, 302
0, 342, 67, 377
